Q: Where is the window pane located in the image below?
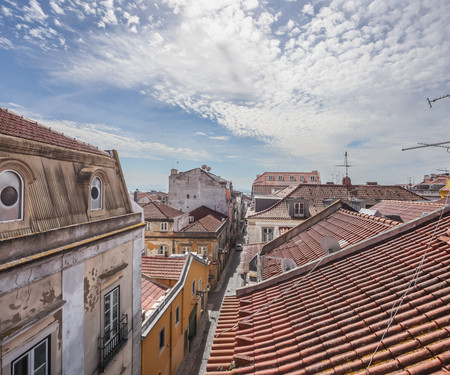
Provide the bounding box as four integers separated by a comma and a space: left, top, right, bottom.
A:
13, 355, 28, 375
34, 367, 46, 375
33, 341, 47, 369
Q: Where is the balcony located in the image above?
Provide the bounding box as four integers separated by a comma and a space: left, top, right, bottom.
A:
98, 314, 128, 372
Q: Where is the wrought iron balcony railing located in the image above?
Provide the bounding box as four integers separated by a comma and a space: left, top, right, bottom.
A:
98, 314, 128, 372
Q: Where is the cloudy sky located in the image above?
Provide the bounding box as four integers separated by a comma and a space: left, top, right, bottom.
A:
1, 0, 449, 192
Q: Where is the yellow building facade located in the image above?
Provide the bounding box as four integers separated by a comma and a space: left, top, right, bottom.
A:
141, 254, 209, 375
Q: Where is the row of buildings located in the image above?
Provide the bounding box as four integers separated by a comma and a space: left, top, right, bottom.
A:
202, 162, 450, 372
0, 108, 244, 375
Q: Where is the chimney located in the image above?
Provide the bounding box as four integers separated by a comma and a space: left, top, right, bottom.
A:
134, 189, 139, 202
342, 176, 352, 187
171, 168, 178, 175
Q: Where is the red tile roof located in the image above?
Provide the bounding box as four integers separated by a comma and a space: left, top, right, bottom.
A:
141, 277, 169, 312
141, 201, 185, 220
248, 184, 424, 220
0, 107, 110, 156
261, 206, 399, 280
189, 205, 228, 221
182, 214, 225, 233
370, 200, 446, 223
435, 196, 450, 205
206, 205, 450, 374
141, 255, 186, 280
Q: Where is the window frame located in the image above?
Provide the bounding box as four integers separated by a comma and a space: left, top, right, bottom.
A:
0, 169, 24, 223
159, 327, 166, 354
310, 175, 316, 182
197, 245, 207, 257
158, 244, 169, 256
278, 175, 283, 181
175, 305, 180, 326
11, 336, 49, 375
268, 175, 274, 181
181, 246, 191, 254
290, 175, 295, 181
191, 280, 196, 297
293, 202, 305, 217
104, 286, 120, 346
90, 176, 103, 210
262, 227, 274, 242
160, 222, 169, 232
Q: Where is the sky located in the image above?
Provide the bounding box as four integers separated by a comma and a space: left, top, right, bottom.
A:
0, 0, 449, 193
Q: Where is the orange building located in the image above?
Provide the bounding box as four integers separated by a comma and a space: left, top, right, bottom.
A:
141, 254, 209, 375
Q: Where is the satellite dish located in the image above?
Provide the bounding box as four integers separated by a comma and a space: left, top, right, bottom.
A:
206, 166, 211, 171
320, 236, 341, 254
201, 164, 207, 170
281, 258, 297, 273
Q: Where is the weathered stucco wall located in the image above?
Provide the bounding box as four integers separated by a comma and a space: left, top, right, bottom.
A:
168, 169, 229, 216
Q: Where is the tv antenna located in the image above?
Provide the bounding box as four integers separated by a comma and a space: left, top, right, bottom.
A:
336, 151, 353, 178
427, 94, 450, 108
402, 141, 450, 153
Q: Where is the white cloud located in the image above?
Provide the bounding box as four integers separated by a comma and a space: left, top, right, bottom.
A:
302, 4, 314, 16
3, 0, 450, 184
23, 0, 47, 23
0, 37, 13, 49
20, 115, 212, 161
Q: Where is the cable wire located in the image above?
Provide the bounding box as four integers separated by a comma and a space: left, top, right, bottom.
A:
366, 193, 450, 369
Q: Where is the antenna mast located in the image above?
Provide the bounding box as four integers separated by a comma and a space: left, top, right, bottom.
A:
336, 151, 353, 178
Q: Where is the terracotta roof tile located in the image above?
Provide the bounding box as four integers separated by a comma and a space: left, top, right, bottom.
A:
182, 214, 225, 233
141, 255, 186, 280
141, 277, 169, 312
370, 200, 446, 223
260, 207, 399, 280
189, 205, 228, 221
249, 184, 424, 220
0, 107, 110, 156
141, 201, 185, 220
206, 206, 450, 374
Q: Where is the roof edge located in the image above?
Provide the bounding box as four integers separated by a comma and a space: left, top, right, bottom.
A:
260, 200, 352, 255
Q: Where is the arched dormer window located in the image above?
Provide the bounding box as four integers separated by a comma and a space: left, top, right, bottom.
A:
91, 176, 103, 210
0, 170, 23, 222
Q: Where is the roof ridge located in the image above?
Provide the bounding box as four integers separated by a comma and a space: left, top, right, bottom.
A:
340, 208, 400, 226
0, 107, 110, 157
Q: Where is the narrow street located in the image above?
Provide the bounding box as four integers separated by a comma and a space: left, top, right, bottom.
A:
178, 246, 243, 375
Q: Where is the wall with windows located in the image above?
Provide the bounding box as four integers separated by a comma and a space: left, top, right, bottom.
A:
0, 112, 144, 375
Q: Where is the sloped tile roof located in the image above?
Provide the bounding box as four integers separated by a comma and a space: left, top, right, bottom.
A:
141, 255, 186, 280
249, 184, 424, 220
189, 205, 228, 221
141, 277, 169, 312
182, 214, 224, 233
141, 201, 185, 220
371, 200, 446, 223
206, 206, 450, 374
0, 107, 109, 156
435, 196, 450, 204
261, 208, 399, 280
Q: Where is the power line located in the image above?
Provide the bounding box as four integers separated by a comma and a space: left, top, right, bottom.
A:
365, 193, 450, 369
